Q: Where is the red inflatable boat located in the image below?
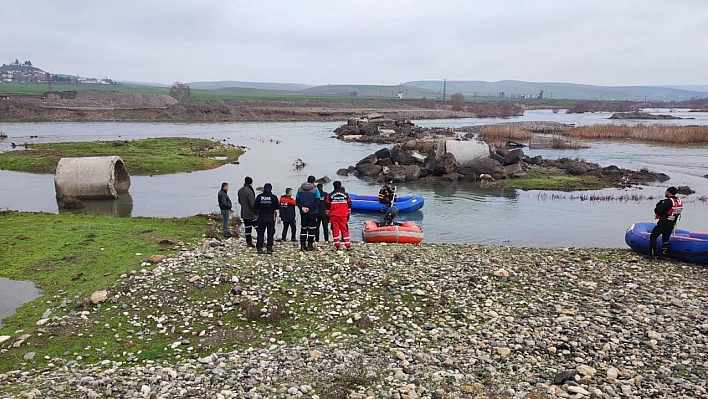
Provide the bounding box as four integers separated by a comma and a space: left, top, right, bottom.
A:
362, 220, 424, 244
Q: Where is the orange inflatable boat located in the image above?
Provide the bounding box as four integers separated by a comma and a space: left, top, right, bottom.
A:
362, 220, 424, 244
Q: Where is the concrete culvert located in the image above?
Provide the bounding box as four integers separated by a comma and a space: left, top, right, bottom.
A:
439, 139, 490, 166
54, 156, 131, 200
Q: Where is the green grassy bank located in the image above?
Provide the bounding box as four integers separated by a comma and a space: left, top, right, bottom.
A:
0, 212, 211, 372
0, 137, 243, 175
506, 169, 607, 191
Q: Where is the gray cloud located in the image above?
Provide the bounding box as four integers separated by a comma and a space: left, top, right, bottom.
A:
1, 0, 706, 85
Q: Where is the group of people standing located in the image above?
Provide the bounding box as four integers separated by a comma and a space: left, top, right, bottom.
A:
218, 175, 352, 254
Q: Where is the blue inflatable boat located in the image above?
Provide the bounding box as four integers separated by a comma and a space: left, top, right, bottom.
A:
625, 222, 708, 264
349, 193, 424, 214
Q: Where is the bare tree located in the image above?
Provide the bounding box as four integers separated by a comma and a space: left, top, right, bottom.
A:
170, 82, 194, 103
450, 93, 465, 110
349, 90, 358, 97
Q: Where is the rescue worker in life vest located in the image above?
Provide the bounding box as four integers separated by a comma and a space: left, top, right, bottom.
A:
649, 186, 683, 259
378, 178, 396, 211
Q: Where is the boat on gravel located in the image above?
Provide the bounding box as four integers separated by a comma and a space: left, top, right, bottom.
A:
625, 222, 708, 264
362, 220, 424, 244
349, 193, 424, 213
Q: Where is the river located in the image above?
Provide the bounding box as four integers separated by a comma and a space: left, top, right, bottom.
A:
1, 109, 707, 248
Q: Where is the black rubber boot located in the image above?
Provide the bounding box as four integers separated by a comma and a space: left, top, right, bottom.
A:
300, 240, 307, 251
307, 239, 315, 251
661, 242, 669, 257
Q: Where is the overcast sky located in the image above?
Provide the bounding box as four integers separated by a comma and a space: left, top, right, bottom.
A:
1, 0, 706, 86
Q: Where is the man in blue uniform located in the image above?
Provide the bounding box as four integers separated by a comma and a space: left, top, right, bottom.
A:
253, 183, 279, 254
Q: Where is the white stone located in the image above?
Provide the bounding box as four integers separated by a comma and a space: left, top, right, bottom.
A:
90, 290, 108, 304
496, 347, 511, 356
0, 335, 11, 344
607, 367, 619, 379
567, 385, 590, 395
648, 331, 663, 340
576, 364, 597, 376
493, 268, 509, 277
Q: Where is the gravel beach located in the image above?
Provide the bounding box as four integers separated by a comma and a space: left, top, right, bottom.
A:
1, 238, 707, 399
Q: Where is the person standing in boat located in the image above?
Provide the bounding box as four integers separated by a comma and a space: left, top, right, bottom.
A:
296, 175, 321, 251
378, 178, 396, 211
649, 186, 683, 259
326, 180, 352, 251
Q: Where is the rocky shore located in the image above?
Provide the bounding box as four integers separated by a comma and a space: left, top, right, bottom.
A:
609, 112, 688, 120
2, 239, 707, 398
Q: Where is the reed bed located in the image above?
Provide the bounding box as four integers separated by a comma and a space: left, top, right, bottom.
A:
532, 192, 708, 204
563, 124, 708, 144
478, 126, 533, 142
528, 135, 589, 150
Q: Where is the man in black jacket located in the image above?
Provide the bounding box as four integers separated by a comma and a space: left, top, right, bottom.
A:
217, 182, 232, 237
296, 175, 321, 251
378, 178, 396, 210
253, 183, 279, 254
649, 186, 683, 259
315, 183, 330, 243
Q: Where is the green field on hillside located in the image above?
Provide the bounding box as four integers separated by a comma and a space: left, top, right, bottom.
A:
0, 82, 580, 105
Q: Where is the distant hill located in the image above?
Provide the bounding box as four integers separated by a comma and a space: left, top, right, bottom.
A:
0, 64, 43, 73
117, 80, 170, 88
656, 85, 708, 94
404, 80, 708, 102
187, 81, 314, 91
301, 84, 439, 99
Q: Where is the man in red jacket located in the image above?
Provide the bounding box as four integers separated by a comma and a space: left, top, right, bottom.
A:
325, 180, 352, 251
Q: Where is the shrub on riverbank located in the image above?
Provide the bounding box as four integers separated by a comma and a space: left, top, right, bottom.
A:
563, 124, 708, 144
0, 137, 243, 174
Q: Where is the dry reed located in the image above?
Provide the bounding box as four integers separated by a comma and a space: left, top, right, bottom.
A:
478, 126, 533, 142
563, 124, 708, 144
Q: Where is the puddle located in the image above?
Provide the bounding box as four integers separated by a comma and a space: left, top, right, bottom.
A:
0, 277, 41, 328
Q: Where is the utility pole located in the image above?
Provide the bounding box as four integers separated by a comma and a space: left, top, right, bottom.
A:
442, 78, 447, 104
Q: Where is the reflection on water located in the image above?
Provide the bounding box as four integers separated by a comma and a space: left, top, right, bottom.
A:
0, 277, 41, 328
0, 111, 707, 248
58, 193, 134, 217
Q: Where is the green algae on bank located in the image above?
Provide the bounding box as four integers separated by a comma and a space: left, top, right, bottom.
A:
505, 168, 608, 191
0, 137, 243, 175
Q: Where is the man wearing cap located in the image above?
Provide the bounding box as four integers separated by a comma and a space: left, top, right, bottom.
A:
253, 183, 279, 254
217, 182, 233, 237
378, 178, 396, 210
649, 186, 683, 259
238, 176, 258, 248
